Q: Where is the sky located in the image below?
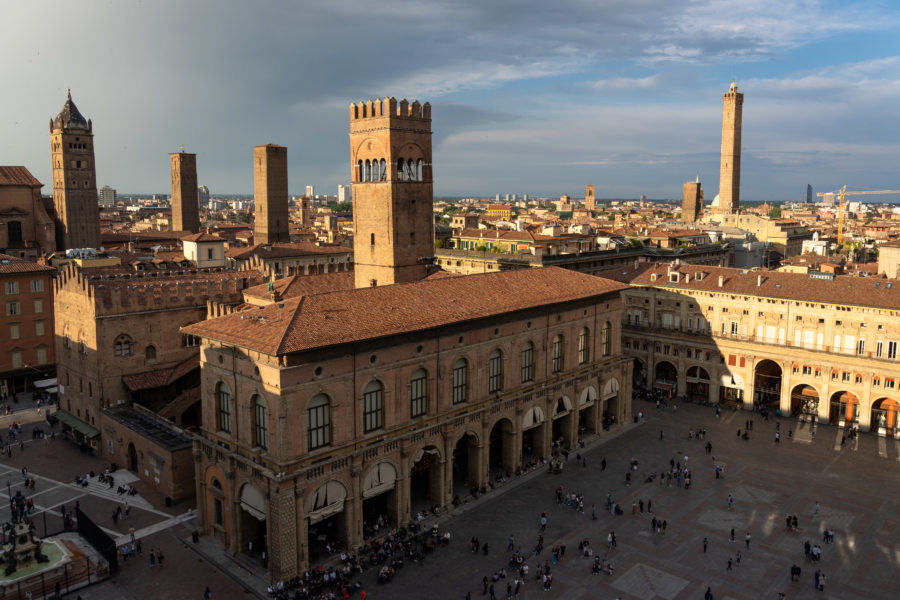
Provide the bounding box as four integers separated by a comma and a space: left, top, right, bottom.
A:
2, 0, 900, 201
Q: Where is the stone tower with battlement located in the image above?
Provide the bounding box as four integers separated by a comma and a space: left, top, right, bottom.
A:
585, 185, 596, 211
253, 144, 290, 244
349, 97, 434, 288
50, 90, 101, 250
170, 152, 200, 233
681, 177, 704, 222
717, 82, 743, 214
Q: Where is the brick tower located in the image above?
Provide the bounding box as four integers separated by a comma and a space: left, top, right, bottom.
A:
253, 144, 290, 244
585, 185, 596, 211
349, 97, 434, 288
170, 152, 200, 233
681, 176, 704, 222
718, 82, 743, 214
50, 90, 101, 250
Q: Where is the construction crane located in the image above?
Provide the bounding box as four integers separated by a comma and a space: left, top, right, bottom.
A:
816, 186, 900, 244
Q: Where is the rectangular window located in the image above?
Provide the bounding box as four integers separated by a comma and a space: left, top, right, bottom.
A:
9, 323, 20, 340
214, 498, 224, 526
731, 322, 739, 336
10, 350, 22, 369
218, 390, 231, 433
886, 379, 896, 390
452, 362, 468, 404
634, 312, 641, 326
488, 354, 503, 393
33, 299, 43, 313
308, 401, 330, 449
842, 372, 851, 382
6, 281, 19, 294
34, 320, 44, 337
551, 337, 563, 374
855, 375, 863, 384
410, 373, 427, 417
877, 340, 884, 358
889, 341, 898, 360
183, 334, 201, 347
363, 387, 383, 431
521, 345, 534, 383
802, 366, 812, 376
30, 279, 43, 292
6, 302, 20, 316
36, 346, 47, 364
254, 402, 268, 450
857, 339, 865, 356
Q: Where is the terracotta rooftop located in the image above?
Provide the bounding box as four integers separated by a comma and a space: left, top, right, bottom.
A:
243, 271, 354, 301
0, 166, 42, 187
0, 254, 55, 275
226, 242, 351, 260
605, 262, 900, 310
181, 233, 224, 242
184, 267, 627, 356
122, 354, 200, 392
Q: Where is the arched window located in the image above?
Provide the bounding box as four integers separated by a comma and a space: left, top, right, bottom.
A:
308, 393, 331, 450
379, 158, 387, 181
396, 158, 405, 181
551, 334, 564, 374
362, 381, 383, 432
578, 327, 590, 365
357, 160, 363, 182
409, 368, 428, 418
405, 158, 416, 181
114, 335, 132, 357
145, 345, 157, 362
602, 321, 611, 357
252, 395, 268, 450
416, 159, 424, 181
451, 358, 468, 404
365, 159, 372, 182
520, 341, 535, 383
216, 382, 231, 433
488, 349, 503, 394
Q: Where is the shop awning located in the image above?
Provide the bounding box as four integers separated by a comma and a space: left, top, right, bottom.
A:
653, 381, 674, 392
34, 378, 57, 389
46, 387, 58, 394
55, 409, 100, 439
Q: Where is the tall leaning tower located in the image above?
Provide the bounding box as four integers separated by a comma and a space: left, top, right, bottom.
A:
170, 152, 200, 233
253, 144, 290, 244
349, 97, 434, 288
50, 90, 101, 250
718, 82, 743, 214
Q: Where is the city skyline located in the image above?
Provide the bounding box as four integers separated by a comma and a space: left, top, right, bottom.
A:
2, 0, 899, 201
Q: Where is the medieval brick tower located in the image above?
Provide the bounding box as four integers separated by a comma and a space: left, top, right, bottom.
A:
50, 90, 101, 250
681, 176, 704, 222
350, 97, 434, 288
170, 152, 200, 233
717, 82, 743, 214
585, 185, 596, 211
253, 144, 290, 244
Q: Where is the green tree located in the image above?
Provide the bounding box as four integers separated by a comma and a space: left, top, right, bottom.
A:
767, 206, 782, 218
332, 202, 353, 213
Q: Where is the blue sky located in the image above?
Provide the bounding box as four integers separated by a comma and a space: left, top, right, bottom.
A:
2, 0, 899, 201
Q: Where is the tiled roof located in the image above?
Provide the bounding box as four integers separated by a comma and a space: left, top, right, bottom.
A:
226, 242, 351, 260
243, 271, 354, 300
185, 267, 627, 356
121, 354, 200, 392
0, 166, 42, 187
181, 233, 224, 242
0, 254, 55, 275
52, 90, 89, 131
457, 229, 534, 242
605, 262, 900, 310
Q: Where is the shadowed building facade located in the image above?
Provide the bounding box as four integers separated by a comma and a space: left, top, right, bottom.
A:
253, 145, 290, 244
681, 177, 704, 222
50, 91, 101, 250
170, 152, 200, 233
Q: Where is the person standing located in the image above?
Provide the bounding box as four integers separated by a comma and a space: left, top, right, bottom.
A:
727, 494, 733, 510
203, 587, 212, 600
647, 499, 652, 513
730, 528, 735, 543
149, 549, 156, 567
745, 532, 751, 549
703, 537, 708, 553
704, 587, 714, 600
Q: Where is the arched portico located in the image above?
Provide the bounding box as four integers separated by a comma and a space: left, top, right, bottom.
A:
686, 366, 711, 403
828, 391, 859, 427
578, 386, 598, 436
871, 398, 899, 437
754, 360, 782, 410
410, 446, 443, 516
551, 396, 574, 448
362, 462, 399, 538
653, 361, 677, 398
521, 406, 546, 464
488, 418, 516, 477
790, 384, 819, 418
602, 378, 620, 430
306, 480, 348, 563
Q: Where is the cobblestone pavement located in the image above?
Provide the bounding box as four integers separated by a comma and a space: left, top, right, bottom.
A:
344, 401, 900, 599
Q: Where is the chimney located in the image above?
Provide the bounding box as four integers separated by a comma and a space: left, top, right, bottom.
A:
718, 275, 724, 287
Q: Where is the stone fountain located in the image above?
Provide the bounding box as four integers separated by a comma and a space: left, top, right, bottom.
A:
1, 491, 50, 576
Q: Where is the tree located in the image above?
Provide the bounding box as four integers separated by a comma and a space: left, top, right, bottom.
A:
332, 202, 353, 213
767, 206, 782, 219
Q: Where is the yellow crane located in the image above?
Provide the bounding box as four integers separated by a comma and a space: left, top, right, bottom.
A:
816, 186, 900, 244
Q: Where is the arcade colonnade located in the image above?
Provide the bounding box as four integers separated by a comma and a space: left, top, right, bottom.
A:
194, 363, 630, 579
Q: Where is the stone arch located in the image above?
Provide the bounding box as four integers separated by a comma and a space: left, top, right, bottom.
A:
754, 359, 782, 410
871, 398, 900, 434
653, 360, 677, 397
829, 390, 860, 425
790, 384, 819, 417
579, 385, 598, 407
203, 464, 231, 545
306, 479, 349, 524
410, 445, 442, 514
488, 417, 516, 475
686, 365, 711, 403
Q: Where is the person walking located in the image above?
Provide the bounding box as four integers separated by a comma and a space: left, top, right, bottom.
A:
735, 551, 741, 565
601, 457, 606, 471
704, 587, 714, 600
819, 572, 826, 592
703, 537, 708, 553
149, 549, 156, 567
507, 535, 515, 552
727, 494, 733, 510
814, 501, 819, 516
730, 528, 735, 543
204, 587, 212, 600
540, 513, 547, 532
647, 499, 652, 513
745, 532, 751, 549
726, 557, 732, 571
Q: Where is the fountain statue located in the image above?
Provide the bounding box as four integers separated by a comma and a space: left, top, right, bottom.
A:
1, 492, 49, 576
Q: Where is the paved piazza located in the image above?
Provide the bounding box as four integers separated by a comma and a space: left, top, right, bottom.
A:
350, 399, 899, 599
1, 399, 898, 599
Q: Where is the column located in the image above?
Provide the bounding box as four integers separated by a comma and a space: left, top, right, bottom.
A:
397, 447, 412, 525
345, 464, 363, 549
